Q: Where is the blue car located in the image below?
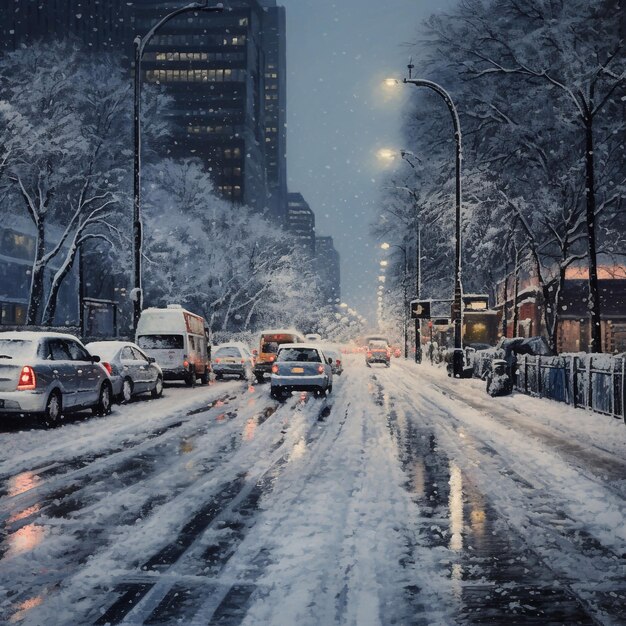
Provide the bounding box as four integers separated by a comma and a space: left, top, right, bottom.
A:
270, 344, 333, 399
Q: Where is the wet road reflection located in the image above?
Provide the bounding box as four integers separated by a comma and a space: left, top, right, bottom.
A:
4, 522, 46, 559
8, 594, 44, 624
385, 391, 598, 625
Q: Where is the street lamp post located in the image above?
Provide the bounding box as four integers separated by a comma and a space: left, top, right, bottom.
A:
381, 242, 409, 359
403, 63, 464, 378
132, 1, 224, 332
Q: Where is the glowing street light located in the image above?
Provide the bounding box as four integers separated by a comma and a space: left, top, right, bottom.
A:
380, 242, 390, 250
380, 260, 388, 267
376, 148, 397, 165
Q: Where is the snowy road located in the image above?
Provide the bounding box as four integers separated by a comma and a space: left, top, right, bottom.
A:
0, 358, 625, 625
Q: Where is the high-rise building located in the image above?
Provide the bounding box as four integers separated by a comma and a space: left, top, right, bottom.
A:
316, 236, 341, 304
1, 0, 288, 213
286, 193, 316, 255
136, 0, 271, 209
260, 1, 288, 220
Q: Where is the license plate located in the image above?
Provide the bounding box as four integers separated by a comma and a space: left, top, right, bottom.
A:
291, 367, 304, 374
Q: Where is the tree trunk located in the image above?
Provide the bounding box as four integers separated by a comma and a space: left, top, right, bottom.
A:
584, 116, 602, 353
27, 220, 46, 325
512, 254, 520, 337
549, 267, 567, 354
42, 240, 80, 326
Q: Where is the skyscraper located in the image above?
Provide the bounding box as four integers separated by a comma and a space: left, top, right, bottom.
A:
260, 1, 288, 220
1, 0, 288, 213
316, 236, 341, 304
286, 193, 316, 255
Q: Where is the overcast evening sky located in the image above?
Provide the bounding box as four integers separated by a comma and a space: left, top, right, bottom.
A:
279, 0, 456, 323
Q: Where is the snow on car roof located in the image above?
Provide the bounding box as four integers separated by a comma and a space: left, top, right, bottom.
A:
0, 331, 80, 342
278, 343, 320, 350
85, 341, 131, 358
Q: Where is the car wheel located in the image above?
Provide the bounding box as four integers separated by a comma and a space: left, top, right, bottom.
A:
185, 368, 196, 387
327, 385, 333, 395
270, 386, 282, 400
43, 391, 62, 428
121, 378, 133, 404
366, 362, 371, 368
255, 373, 265, 384
386, 362, 391, 368
93, 383, 112, 416
200, 368, 210, 385
151, 376, 163, 398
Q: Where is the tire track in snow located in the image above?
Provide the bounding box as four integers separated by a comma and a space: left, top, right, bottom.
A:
73, 393, 333, 626
377, 365, 624, 625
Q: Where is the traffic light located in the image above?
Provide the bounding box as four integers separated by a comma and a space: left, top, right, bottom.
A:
410, 300, 431, 319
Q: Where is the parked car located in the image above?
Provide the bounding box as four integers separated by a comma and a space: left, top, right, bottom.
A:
85, 341, 163, 403
212, 343, 254, 380
321, 346, 343, 376
366, 340, 390, 367
0, 331, 113, 426
136, 305, 211, 386
270, 344, 333, 399
253, 329, 305, 384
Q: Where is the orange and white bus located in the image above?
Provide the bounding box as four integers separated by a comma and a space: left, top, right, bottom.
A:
136, 305, 211, 386
253, 329, 305, 383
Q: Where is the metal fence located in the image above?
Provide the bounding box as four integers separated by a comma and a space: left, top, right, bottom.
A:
513, 354, 625, 420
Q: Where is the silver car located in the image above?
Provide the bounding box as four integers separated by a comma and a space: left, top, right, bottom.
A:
86, 341, 163, 403
270, 343, 333, 399
322, 347, 343, 376
0, 331, 113, 426
212, 343, 254, 380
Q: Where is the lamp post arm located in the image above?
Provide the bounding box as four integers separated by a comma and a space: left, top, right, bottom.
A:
138, 3, 224, 58
403, 76, 464, 376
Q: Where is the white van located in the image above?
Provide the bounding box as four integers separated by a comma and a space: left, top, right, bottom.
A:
136, 305, 211, 386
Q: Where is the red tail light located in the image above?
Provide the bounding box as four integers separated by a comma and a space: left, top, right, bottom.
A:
269, 355, 275, 362
183, 360, 189, 368
102, 362, 113, 376
317, 365, 324, 374
367, 351, 372, 358
241, 359, 245, 364
214, 358, 221, 364
336, 359, 341, 365
271, 364, 279, 374
17, 366, 36, 390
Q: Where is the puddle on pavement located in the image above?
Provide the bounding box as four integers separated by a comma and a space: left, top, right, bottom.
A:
6, 471, 40, 497
3, 522, 46, 559
8, 593, 45, 623
391, 412, 597, 624
243, 418, 257, 442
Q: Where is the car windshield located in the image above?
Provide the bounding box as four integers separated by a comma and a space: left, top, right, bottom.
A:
0, 339, 35, 359
215, 347, 240, 358
86, 343, 122, 361
261, 341, 279, 354
370, 341, 387, 350
137, 335, 184, 350
278, 348, 321, 363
